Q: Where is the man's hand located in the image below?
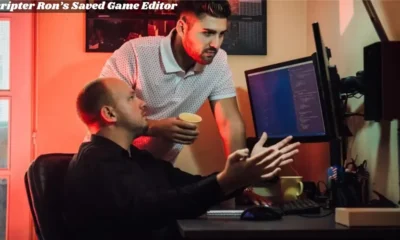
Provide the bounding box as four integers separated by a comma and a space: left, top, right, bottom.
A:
251, 132, 300, 168
146, 118, 199, 144
216, 144, 287, 195
243, 132, 301, 205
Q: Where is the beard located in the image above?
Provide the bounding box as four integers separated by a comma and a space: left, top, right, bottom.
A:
196, 47, 218, 64
183, 37, 218, 65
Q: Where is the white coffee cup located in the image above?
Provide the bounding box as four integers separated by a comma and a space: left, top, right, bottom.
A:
178, 113, 202, 124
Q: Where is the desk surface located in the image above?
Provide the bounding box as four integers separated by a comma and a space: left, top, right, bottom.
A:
178, 211, 400, 239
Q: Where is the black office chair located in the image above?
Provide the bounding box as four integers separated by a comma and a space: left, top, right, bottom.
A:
24, 153, 74, 240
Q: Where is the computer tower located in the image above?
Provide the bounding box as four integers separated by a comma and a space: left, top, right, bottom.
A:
363, 41, 400, 121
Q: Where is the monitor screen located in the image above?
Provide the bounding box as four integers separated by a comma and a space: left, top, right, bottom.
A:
245, 57, 329, 142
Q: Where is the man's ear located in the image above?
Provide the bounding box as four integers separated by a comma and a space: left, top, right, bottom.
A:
100, 106, 117, 123
176, 18, 186, 37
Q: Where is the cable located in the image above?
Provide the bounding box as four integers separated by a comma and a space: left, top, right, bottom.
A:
355, 93, 364, 99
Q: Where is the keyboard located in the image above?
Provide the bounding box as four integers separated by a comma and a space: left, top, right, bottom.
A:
205, 198, 321, 219
280, 198, 321, 215
206, 209, 243, 218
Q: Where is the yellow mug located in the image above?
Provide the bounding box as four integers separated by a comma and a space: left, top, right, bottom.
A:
280, 176, 304, 202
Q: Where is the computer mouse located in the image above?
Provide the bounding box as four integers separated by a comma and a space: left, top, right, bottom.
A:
240, 205, 283, 221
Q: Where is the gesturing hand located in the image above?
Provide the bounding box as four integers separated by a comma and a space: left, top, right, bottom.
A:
240, 133, 300, 206
251, 132, 300, 168
217, 134, 300, 195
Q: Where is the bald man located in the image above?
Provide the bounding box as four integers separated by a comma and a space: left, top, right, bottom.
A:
63, 78, 300, 240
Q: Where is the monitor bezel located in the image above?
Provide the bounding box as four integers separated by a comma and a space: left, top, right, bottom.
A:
244, 56, 336, 144
312, 22, 343, 140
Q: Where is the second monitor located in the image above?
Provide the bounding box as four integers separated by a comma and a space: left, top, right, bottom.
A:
245, 56, 336, 143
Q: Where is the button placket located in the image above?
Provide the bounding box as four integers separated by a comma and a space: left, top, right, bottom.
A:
174, 73, 185, 94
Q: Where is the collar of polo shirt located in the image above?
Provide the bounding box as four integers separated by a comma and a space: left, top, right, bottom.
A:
160, 28, 205, 74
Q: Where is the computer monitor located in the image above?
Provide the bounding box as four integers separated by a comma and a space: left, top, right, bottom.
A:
311, 22, 346, 141
311, 22, 348, 166
244, 22, 346, 165
245, 56, 336, 144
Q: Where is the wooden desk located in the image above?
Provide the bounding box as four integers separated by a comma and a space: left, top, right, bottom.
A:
178, 211, 400, 239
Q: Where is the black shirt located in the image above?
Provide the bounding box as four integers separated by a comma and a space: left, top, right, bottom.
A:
63, 135, 236, 240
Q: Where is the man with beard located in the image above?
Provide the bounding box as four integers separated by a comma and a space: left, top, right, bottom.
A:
97, 0, 280, 205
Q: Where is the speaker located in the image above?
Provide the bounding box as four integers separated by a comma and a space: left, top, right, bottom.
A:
364, 41, 400, 121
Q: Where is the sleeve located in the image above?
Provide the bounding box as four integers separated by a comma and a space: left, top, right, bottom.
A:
208, 52, 237, 101
161, 160, 245, 202
88, 157, 227, 229
99, 40, 136, 87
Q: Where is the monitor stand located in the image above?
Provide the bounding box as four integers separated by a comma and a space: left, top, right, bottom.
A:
329, 138, 344, 167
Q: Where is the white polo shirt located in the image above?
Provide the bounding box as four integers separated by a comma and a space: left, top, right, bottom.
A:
99, 29, 236, 162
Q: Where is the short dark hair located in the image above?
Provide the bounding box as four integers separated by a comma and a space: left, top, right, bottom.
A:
176, 0, 231, 19
76, 79, 113, 126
